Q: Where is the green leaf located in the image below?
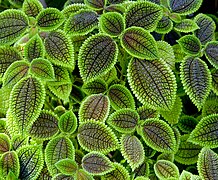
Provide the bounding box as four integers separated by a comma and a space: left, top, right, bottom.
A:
157, 153, 174, 162
204, 41, 218, 69
77, 120, 119, 153
120, 27, 159, 60
100, 12, 125, 37
137, 106, 159, 120
172, 126, 181, 152
134, 177, 149, 180
79, 94, 110, 123
5, 110, 19, 137
154, 160, 180, 180
78, 34, 118, 82
125, 1, 163, 31
37, 164, 52, 180
139, 118, 176, 152
174, 19, 199, 33
168, 0, 203, 15
101, 162, 130, 180
202, 96, 218, 117
197, 148, 218, 180
45, 136, 75, 176
180, 57, 212, 110
28, 110, 59, 140
8, 0, 24, 8
22, 0, 43, 18
71, 85, 86, 103
44, 30, 75, 69
52, 173, 74, 180
59, 110, 77, 134
55, 159, 78, 176
36, 8, 65, 31
175, 134, 202, 165
177, 35, 201, 55
82, 78, 107, 95
30, 58, 55, 81
74, 169, 94, 180
0, 87, 11, 115
17, 145, 43, 180
189, 114, 218, 148
108, 84, 135, 110
194, 13, 216, 45
84, 0, 106, 10
120, 134, 145, 171
0, 151, 20, 178
24, 34, 45, 62
134, 162, 150, 177
0, 9, 29, 45
179, 170, 192, 180
6, 171, 18, 180
11, 135, 28, 151
155, 16, 173, 34
177, 115, 198, 133
104, 4, 126, 14
0, 133, 10, 154
64, 9, 98, 36
9, 76, 45, 134
101, 67, 117, 82
127, 58, 177, 111
211, 69, 218, 96
107, 108, 139, 133
62, 4, 87, 18
82, 152, 114, 176
172, 44, 185, 63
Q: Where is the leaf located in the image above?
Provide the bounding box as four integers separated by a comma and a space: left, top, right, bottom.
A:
9, 76, 45, 134
49, 83, 72, 102
82, 152, 114, 176
120, 27, 159, 60
36, 8, 65, 31
120, 134, 145, 171
154, 160, 180, 180
134, 177, 149, 180
177, 115, 198, 133
0, 133, 10, 154
17, 145, 43, 180
0, 87, 11, 115
79, 94, 110, 123
108, 84, 135, 110
0, 151, 20, 178
172, 126, 181, 152
44, 30, 75, 69
155, 16, 173, 34
52, 173, 74, 180
37, 164, 52, 180
125, 1, 163, 31
137, 106, 159, 120
62, 4, 87, 18
180, 57, 212, 110
177, 35, 201, 55
45, 136, 75, 176
211, 69, 218, 96
78, 34, 118, 82
175, 134, 202, 165
84, 0, 106, 10
30, 58, 55, 81
55, 159, 78, 176
8, 0, 24, 8
100, 12, 125, 37
204, 41, 218, 69
134, 162, 150, 177
71, 85, 86, 103
104, 4, 126, 14
107, 108, 139, 133
197, 148, 218, 180
174, 19, 199, 33
168, 0, 203, 15
0, 9, 29, 45
28, 110, 59, 140
64, 9, 98, 36
24, 34, 45, 62
74, 169, 94, 180
11, 135, 28, 151
179, 170, 192, 180
194, 13, 216, 45
189, 114, 218, 148
59, 110, 77, 134
82, 79, 107, 95
22, 0, 43, 18
202, 97, 218, 117
139, 118, 176, 152
5, 110, 19, 137
77, 120, 119, 153
101, 162, 130, 180
127, 58, 177, 111
157, 153, 174, 162
172, 44, 185, 62
6, 171, 18, 180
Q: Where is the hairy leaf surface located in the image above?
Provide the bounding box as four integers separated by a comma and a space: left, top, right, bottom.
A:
59, 110, 77, 134
82, 79, 107, 95
0, 133, 10, 154
204, 41, 218, 69
179, 170, 192, 180
62, 4, 87, 18
11, 135, 28, 151
84, 0, 106, 9
202, 97, 218, 117
137, 106, 159, 120
174, 19, 199, 33
22, 0, 43, 17
155, 16, 173, 34
211, 69, 218, 96
48, 83, 72, 101
177, 115, 198, 133
55, 159, 78, 176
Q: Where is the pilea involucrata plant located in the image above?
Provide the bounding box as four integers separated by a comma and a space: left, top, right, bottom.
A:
0, 0, 217, 179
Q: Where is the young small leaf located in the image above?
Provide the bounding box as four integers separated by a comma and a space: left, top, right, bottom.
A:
82, 152, 114, 176
177, 115, 198, 133
137, 106, 159, 120
22, 0, 43, 18
74, 169, 94, 180
36, 8, 64, 31
174, 19, 199, 33
77, 120, 119, 153
55, 159, 78, 176
82, 79, 107, 95
0, 133, 10, 154
59, 110, 77, 134
84, 0, 106, 10
78, 34, 118, 82
48, 83, 72, 101
52, 173, 74, 180
134, 162, 150, 177
155, 16, 173, 34
204, 41, 218, 69
202, 97, 218, 117
179, 170, 192, 180
62, 4, 87, 18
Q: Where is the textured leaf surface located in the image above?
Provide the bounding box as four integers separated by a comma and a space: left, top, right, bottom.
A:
0, 9, 28, 45
204, 41, 218, 69
45, 136, 75, 176
11, 135, 28, 151
59, 110, 77, 134
121, 27, 159, 60
55, 159, 78, 176
107, 108, 139, 133
79, 94, 110, 123
202, 96, 218, 117
82, 152, 114, 176
177, 115, 198, 133
45, 30, 74, 69
9, 77, 45, 134
137, 106, 159, 120
52, 173, 74, 180
128, 58, 177, 111
0, 133, 10, 154
0, 88, 13, 115
155, 16, 173, 34
197, 148, 218, 180
211, 69, 218, 96
17, 145, 43, 180
174, 19, 199, 33
22, 0, 43, 17
189, 114, 218, 148
179, 170, 192, 180
104, 4, 126, 14
75, 169, 94, 180
140, 119, 176, 152
120, 134, 144, 171
48, 83, 72, 101
62, 4, 87, 18
77, 120, 119, 153
84, 0, 106, 9
78, 34, 118, 82
82, 79, 107, 95
108, 84, 135, 110
125, 1, 163, 31
180, 57, 212, 110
